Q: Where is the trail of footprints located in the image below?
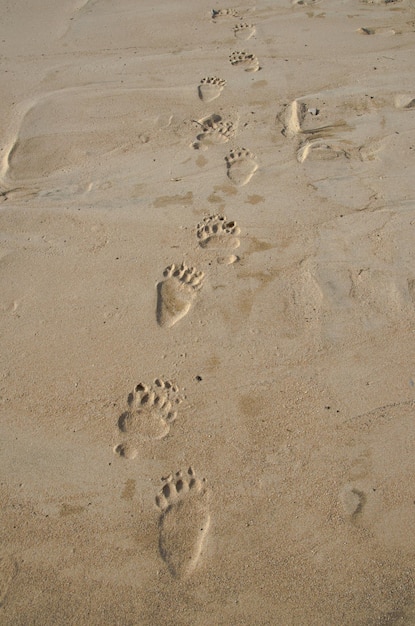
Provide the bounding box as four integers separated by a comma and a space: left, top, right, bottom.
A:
117, 4, 276, 581
12, 2, 402, 591
152, 6, 258, 576
0, 4, 406, 606
113, 6, 260, 580
197, 7, 261, 184
113, 210, 240, 576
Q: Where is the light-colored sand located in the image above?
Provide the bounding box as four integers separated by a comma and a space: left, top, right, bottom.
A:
1, 0, 415, 623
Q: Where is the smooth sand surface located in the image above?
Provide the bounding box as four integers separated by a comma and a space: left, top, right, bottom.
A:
1, 0, 415, 623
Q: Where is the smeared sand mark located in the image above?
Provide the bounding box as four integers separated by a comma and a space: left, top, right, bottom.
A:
394, 94, 415, 109
229, 50, 260, 72
197, 214, 240, 250
340, 486, 366, 518
2, 88, 179, 186
198, 77, 226, 103
278, 101, 347, 139
357, 27, 377, 35
357, 138, 384, 162
292, 0, 322, 5
361, 0, 402, 4
225, 147, 258, 186
337, 401, 415, 550
0, 556, 18, 607
279, 100, 308, 138
157, 263, 204, 328
156, 468, 210, 578
233, 22, 256, 40
297, 138, 351, 163
348, 268, 408, 320
115, 379, 183, 457
408, 278, 415, 305
357, 26, 398, 35
217, 254, 239, 265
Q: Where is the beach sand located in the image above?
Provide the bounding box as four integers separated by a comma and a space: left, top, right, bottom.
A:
1, 0, 415, 623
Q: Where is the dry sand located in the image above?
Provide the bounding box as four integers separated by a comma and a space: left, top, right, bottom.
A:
1, 0, 415, 623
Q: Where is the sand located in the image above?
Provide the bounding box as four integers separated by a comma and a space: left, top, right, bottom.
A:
1, 0, 415, 623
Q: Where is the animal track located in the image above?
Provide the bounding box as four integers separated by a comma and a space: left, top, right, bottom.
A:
197, 214, 240, 250
194, 115, 237, 147
233, 22, 256, 40
198, 77, 226, 103
157, 262, 205, 328
115, 379, 182, 454
225, 147, 258, 186
113, 441, 139, 460
212, 7, 240, 18
229, 50, 260, 72
340, 486, 366, 518
156, 467, 210, 578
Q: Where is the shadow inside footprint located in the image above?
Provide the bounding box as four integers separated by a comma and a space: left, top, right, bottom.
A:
340, 486, 367, 518
297, 139, 350, 163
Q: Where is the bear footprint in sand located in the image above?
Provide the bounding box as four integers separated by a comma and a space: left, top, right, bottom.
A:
197, 214, 240, 251
212, 8, 241, 19
229, 50, 260, 72
115, 379, 183, 457
157, 262, 204, 328
233, 23, 256, 40
194, 115, 237, 147
198, 77, 226, 103
156, 467, 210, 578
225, 147, 258, 186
